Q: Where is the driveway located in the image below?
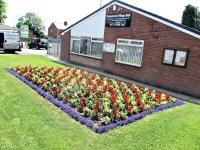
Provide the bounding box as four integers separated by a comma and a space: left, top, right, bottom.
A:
17, 48, 47, 55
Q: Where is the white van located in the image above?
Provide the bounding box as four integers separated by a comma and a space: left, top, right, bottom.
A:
0, 32, 21, 53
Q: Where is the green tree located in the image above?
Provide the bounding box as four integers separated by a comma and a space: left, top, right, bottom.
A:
182, 4, 200, 31
17, 12, 45, 38
0, 0, 7, 24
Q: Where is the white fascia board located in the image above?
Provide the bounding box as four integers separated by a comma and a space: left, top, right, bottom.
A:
115, 2, 200, 39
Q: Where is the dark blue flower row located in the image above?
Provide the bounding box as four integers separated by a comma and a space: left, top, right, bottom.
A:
7, 68, 185, 133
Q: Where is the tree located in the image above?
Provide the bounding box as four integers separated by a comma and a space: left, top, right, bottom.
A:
17, 12, 45, 38
182, 4, 200, 31
0, 0, 7, 24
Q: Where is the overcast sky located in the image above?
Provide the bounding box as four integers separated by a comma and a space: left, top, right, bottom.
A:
4, 0, 200, 33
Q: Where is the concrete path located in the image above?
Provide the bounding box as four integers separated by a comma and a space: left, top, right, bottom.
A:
46, 55, 200, 104
17, 48, 47, 55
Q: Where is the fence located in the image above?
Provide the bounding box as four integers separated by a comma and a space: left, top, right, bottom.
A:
48, 38, 61, 58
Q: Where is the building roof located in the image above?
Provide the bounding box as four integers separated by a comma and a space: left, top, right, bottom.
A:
0, 24, 13, 31
61, 0, 200, 39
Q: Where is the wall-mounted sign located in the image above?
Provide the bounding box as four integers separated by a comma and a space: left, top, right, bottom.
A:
105, 13, 132, 27
20, 25, 29, 38
103, 43, 115, 53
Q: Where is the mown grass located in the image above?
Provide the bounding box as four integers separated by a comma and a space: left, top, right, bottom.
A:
0, 54, 200, 150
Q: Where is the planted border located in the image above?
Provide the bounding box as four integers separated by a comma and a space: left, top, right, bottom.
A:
7, 67, 185, 133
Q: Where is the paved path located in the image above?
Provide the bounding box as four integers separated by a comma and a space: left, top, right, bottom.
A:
46, 55, 200, 105
17, 48, 47, 55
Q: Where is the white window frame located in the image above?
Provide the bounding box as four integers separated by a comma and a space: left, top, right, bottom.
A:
70, 36, 80, 53
115, 38, 144, 67
70, 36, 103, 59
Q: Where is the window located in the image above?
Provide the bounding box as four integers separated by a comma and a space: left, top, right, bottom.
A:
80, 37, 91, 55
91, 38, 103, 58
163, 48, 189, 67
71, 36, 80, 53
115, 38, 144, 67
70, 36, 103, 59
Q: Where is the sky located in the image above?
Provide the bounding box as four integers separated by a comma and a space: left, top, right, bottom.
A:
4, 0, 200, 33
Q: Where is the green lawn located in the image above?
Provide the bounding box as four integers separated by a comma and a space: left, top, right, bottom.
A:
0, 54, 200, 150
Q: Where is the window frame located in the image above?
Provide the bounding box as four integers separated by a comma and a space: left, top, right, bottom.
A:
70, 36, 103, 59
115, 38, 144, 67
162, 48, 189, 68
70, 36, 80, 53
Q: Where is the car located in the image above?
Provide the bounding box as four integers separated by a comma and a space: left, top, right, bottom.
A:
29, 38, 48, 50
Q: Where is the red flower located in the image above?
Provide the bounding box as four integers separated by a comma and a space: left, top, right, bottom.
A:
148, 90, 152, 96
137, 99, 142, 105
66, 94, 70, 100
124, 94, 129, 101
96, 99, 101, 108
136, 94, 141, 99
77, 80, 80, 86
54, 89, 60, 95
113, 105, 118, 111
156, 93, 162, 100
95, 109, 99, 114
108, 78, 112, 84
128, 107, 133, 113
80, 102, 85, 108
41, 79, 46, 85
88, 79, 93, 85
139, 86, 143, 91
110, 96, 116, 103
110, 87, 115, 94
93, 85, 98, 91
81, 96, 86, 101
166, 94, 171, 101
92, 74, 96, 80
118, 81, 122, 86
114, 111, 118, 119
97, 94, 101, 98
81, 70, 84, 74
132, 87, 138, 93
98, 78, 103, 84
126, 101, 130, 107
139, 105, 145, 110
104, 85, 109, 91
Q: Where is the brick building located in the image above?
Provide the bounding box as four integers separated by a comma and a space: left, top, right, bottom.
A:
48, 22, 65, 58
60, 0, 200, 98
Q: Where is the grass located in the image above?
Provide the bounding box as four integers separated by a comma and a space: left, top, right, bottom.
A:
0, 54, 200, 150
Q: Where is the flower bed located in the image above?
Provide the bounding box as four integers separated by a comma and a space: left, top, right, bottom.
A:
8, 66, 185, 133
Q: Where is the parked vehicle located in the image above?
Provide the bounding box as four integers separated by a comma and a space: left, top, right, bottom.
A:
0, 32, 21, 53
29, 38, 48, 50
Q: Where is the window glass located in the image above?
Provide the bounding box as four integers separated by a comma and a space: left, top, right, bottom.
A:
70, 36, 103, 58
163, 49, 174, 64
116, 39, 144, 66
91, 42, 103, 58
175, 51, 187, 66
80, 37, 91, 55
71, 40, 80, 53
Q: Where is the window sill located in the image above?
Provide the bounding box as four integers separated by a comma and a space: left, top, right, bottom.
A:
115, 60, 142, 68
70, 52, 102, 60
162, 62, 187, 68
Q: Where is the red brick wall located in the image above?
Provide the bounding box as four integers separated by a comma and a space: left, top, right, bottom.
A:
103, 5, 200, 97
60, 31, 71, 62
48, 23, 62, 39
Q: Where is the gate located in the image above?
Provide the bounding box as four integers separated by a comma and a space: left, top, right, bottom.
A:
48, 38, 61, 58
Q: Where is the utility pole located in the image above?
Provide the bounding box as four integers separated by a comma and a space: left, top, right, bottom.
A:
100, 0, 102, 7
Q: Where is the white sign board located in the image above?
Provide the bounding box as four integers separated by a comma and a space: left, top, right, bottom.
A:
103, 43, 115, 53
5, 33, 19, 44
